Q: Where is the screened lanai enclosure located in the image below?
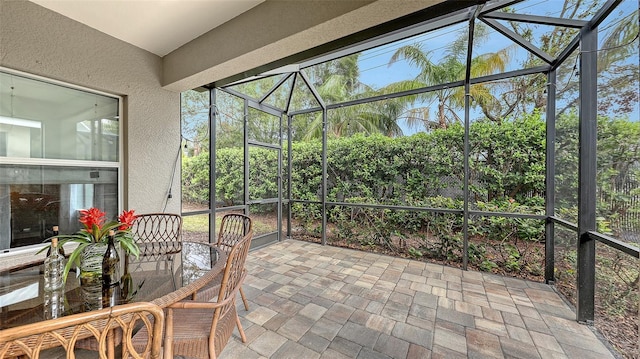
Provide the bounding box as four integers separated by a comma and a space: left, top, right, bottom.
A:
180, 0, 639, 357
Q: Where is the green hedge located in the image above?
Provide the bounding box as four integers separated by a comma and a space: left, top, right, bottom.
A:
182, 112, 639, 240
288, 112, 546, 205
183, 112, 548, 208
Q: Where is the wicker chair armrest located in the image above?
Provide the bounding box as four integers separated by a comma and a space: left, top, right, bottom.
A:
167, 294, 235, 310
0, 302, 164, 358
188, 269, 247, 301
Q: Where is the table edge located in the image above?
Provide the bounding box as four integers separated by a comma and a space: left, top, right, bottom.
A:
150, 241, 227, 308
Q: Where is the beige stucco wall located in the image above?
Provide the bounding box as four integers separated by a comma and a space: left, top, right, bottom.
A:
0, 0, 181, 214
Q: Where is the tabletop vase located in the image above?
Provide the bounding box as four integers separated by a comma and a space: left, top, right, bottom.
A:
79, 242, 108, 285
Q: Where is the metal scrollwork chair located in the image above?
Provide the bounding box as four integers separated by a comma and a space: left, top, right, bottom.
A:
0, 302, 164, 359
130, 213, 183, 289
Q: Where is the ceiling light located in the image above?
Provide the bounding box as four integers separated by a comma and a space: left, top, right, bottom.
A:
0, 116, 42, 129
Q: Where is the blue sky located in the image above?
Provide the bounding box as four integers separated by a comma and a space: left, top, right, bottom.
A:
352, 0, 639, 136
214, 0, 638, 135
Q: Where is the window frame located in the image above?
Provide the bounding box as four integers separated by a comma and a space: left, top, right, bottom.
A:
0, 67, 124, 253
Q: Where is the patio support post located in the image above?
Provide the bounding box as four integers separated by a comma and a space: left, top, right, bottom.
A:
287, 114, 293, 239
285, 76, 296, 240
545, 70, 556, 284
321, 108, 328, 245
278, 110, 283, 242
462, 5, 479, 270
209, 89, 217, 243
295, 71, 328, 245
244, 98, 250, 216
576, 27, 597, 324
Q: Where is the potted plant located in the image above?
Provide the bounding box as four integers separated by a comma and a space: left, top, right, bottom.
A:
41, 208, 140, 283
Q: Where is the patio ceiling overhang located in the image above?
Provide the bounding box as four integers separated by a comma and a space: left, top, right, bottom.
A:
162, 0, 472, 92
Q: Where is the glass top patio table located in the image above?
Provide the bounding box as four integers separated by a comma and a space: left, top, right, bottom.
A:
0, 241, 226, 330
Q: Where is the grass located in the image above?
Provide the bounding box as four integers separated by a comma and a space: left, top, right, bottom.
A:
182, 212, 275, 236
182, 214, 216, 233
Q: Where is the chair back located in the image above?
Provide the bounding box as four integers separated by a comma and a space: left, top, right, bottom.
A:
216, 213, 252, 255
160, 225, 253, 359
217, 227, 253, 303
131, 213, 183, 259
0, 302, 164, 359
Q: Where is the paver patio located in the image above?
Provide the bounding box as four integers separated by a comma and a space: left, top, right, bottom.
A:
220, 240, 616, 359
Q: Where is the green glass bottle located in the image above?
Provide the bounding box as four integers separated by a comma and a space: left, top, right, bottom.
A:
102, 230, 120, 288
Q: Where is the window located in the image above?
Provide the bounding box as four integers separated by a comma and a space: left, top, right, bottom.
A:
0, 68, 122, 251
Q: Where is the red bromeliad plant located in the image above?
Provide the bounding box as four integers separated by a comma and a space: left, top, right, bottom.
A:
42, 208, 141, 282
77, 208, 137, 243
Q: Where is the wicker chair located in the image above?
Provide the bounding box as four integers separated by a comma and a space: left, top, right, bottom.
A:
0, 302, 164, 359
192, 213, 252, 310
161, 226, 253, 359
130, 213, 183, 288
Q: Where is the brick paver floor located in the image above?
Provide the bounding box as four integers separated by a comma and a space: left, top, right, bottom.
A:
219, 240, 616, 359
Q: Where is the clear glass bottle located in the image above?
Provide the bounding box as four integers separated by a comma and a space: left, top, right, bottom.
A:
44, 237, 65, 291
46, 226, 65, 257
102, 230, 120, 287
44, 288, 65, 319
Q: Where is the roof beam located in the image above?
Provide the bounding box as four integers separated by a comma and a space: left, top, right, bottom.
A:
481, 18, 554, 64
482, 12, 587, 28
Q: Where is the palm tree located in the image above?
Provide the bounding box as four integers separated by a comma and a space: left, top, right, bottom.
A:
302, 53, 407, 139
387, 24, 513, 129
505, 0, 639, 116
592, 9, 639, 116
